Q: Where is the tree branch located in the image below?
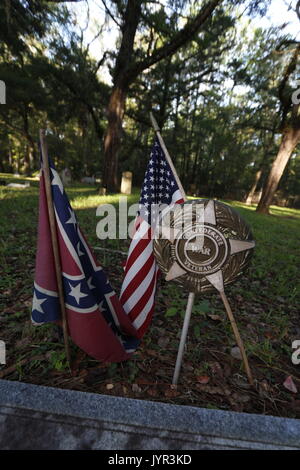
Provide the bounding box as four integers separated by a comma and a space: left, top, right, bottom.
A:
278, 42, 300, 127
100, 0, 122, 28
127, 0, 222, 82
95, 50, 110, 72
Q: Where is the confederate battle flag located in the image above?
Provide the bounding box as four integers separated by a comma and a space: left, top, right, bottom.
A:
32, 158, 139, 362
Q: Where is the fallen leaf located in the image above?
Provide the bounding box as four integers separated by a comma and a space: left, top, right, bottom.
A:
158, 336, 170, 348
196, 375, 210, 384
258, 379, 270, 397
265, 331, 274, 339
208, 314, 223, 321
147, 349, 159, 357
209, 361, 223, 377
290, 399, 300, 411
147, 388, 159, 397
283, 376, 298, 394
132, 383, 142, 393
233, 377, 251, 389
164, 385, 180, 398
196, 384, 229, 395
15, 337, 31, 348
223, 363, 232, 378
260, 379, 269, 391
156, 369, 167, 377
232, 392, 251, 403
231, 346, 242, 360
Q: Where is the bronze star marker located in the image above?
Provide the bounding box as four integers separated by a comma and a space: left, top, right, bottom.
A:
154, 199, 255, 294
154, 199, 255, 385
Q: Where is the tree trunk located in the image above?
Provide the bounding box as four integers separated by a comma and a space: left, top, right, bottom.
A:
245, 167, 262, 205
102, 0, 221, 192
256, 127, 300, 214
103, 85, 127, 192
22, 105, 37, 174
102, 0, 142, 192
158, 57, 171, 128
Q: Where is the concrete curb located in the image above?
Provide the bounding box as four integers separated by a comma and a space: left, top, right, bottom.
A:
0, 379, 299, 449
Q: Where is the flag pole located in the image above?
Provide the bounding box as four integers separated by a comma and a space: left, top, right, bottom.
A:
150, 113, 187, 200
149, 112, 195, 385
220, 291, 254, 385
172, 292, 195, 385
39, 129, 71, 367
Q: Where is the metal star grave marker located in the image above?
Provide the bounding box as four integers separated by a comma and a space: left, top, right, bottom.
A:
154, 199, 255, 294
153, 199, 255, 386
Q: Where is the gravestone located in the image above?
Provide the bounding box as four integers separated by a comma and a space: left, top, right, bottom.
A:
189, 183, 197, 196
7, 182, 30, 188
61, 168, 72, 185
99, 187, 106, 195
120, 171, 132, 195
81, 175, 95, 184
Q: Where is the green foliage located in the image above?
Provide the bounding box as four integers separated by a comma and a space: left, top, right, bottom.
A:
194, 300, 211, 315
47, 350, 68, 372
165, 307, 178, 317
0, 0, 298, 204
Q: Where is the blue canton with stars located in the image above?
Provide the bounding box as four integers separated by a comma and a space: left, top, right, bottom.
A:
138, 138, 181, 225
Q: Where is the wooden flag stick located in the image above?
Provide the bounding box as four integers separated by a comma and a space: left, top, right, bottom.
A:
150, 112, 187, 201
150, 112, 195, 385
220, 291, 254, 385
39, 129, 71, 367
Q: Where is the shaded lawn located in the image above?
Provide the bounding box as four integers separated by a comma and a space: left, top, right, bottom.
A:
0, 173, 300, 418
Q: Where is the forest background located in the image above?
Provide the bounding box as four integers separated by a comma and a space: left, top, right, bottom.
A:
0, 0, 299, 215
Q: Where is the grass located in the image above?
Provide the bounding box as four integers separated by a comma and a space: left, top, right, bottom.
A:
0, 172, 300, 418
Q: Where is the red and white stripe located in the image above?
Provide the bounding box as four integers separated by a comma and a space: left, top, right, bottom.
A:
120, 189, 184, 338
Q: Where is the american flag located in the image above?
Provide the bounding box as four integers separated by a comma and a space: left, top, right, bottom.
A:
120, 137, 184, 338
32, 159, 139, 362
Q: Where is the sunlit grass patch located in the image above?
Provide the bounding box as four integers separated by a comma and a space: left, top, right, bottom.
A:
69, 192, 139, 210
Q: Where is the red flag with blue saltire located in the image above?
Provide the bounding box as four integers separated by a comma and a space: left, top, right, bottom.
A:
32, 159, 139, 362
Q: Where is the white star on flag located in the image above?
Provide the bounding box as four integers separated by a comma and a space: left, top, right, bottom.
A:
68, 282, 88, 304
32, 292, 47, 314
51, 169, 64, 194
66, 208, 77, 225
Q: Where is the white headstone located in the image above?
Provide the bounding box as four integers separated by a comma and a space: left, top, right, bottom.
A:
61, 168, 72, 185
81, 175, 95, 184
120, 171, 132, 195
